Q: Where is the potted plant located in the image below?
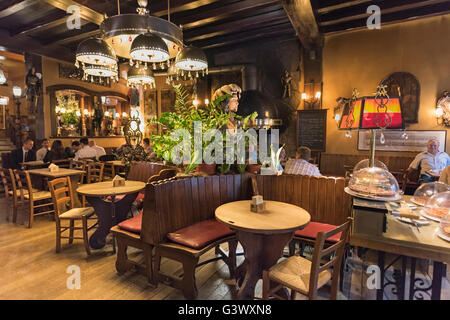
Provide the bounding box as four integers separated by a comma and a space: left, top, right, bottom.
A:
149, 85, 257, 175
260, 145, 284, 176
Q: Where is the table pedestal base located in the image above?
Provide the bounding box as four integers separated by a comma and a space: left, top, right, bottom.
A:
235, 230, 293, 300
87, 192, 138, 249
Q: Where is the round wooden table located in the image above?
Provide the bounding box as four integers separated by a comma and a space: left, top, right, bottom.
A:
215, 200, 310, 300
77, 181, 146, 249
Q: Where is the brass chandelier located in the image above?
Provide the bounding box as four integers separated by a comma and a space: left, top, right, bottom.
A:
75, 0, 208, 89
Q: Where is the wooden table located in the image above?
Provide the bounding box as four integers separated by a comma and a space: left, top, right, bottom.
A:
215, 200, 311, 300
350, 195, 450, 300
20, 160, 46, 169
27, 168, 84, 207
77, 181, 145, 249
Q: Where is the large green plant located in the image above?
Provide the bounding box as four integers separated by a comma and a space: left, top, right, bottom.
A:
149, 85, 257, 174
57, 94, 80, 125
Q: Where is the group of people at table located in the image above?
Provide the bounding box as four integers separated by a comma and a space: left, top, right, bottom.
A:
9, 134, 450, 187
9, 137, 154, 170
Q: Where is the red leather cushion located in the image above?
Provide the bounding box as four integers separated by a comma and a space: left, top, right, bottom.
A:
135, 193, 145, 201
167, 219, 235, 249
295, 222, 341, 243
117, 211, 143, 234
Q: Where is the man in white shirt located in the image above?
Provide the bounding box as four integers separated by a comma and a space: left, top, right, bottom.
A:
284, 146, 321, 176
74, 138, 97, 161
408, 139, 450, 184
36, 139, 50, 161
89, 140, 106, 160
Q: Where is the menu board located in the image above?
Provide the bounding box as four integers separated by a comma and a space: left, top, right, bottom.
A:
297, 110, 327, 152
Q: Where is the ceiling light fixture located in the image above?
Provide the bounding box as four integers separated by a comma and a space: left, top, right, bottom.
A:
127, 66, 155, 89
175, 46, 208, 79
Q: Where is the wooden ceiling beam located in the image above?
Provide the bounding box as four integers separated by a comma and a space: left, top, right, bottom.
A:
193, 22, 294, 48
176, 0, 281, 29
322, 2, 450, 33
0, 28, 74, 62
0, 0, 39, 20
40, 0, 104, 25
282, 0, 322, 49
152, 0, 223, 17
11, 16, 71, 37
184, 9, 289, 43
50, 29, 100, 46
317, 0, 373, 14
202, 31, 297, 50
320, 0, 450, 26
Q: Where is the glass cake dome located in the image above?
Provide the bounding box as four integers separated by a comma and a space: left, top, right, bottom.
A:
412, 182, 450, 206
423, 191, 450, 221
439, 212, 450, 240
348, 166, 400, 198
353, 159, 388, 173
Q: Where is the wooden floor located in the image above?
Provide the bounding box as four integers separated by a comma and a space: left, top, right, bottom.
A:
0, 196, 449, 300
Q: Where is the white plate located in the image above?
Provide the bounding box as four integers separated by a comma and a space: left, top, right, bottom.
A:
410, 197, 426, 207
396, 216, 430, 226
345, 187, 402, 202
435, 228, 450, 242
419, 209, 442, 222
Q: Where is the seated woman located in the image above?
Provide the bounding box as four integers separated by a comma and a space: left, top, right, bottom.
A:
43, 140, 67, 163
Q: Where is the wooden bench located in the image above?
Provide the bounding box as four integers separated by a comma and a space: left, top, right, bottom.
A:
110, 170, 178, 286
147, 174, 252, 299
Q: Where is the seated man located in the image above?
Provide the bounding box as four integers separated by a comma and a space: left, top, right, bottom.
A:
10, 138, 36, 169
88, 140, 106, 160
284, 146, 321, 176
65, 141, 78, 159
408, 139, 450, 184
74, 138, 97, 161
36, 138, 50, 161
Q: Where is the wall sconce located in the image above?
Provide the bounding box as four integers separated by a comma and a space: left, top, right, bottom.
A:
204, 98, 209, 105
436, 91, 450, 126
83, 109, 89, 116
122, 112, 128, 118
302, 81, 322, 109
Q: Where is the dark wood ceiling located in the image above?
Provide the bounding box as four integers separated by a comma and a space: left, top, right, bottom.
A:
0, 0, 296, 63
0, 0, 448, 64
311, 0, 450, 34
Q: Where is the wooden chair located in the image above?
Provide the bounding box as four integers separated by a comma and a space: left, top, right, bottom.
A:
86, 162, 104, 183
51, 158, 73, 169
12, 170, 55, 228
1, 168, 15, 221
103, 162, 115, 180
262, 218, 352, 300
48, 177, 97, 255
402, 167, 421, 195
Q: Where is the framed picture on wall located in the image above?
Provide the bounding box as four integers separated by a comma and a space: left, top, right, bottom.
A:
358, 130, 447, 152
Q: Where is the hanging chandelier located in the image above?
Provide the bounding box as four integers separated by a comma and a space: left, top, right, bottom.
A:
127, 66, 155, 89
100, 0, 183, 60
75, 37, 118, 83
130, 33, 170, 70
74, 0, 210, 88
175, 46, 208, 79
